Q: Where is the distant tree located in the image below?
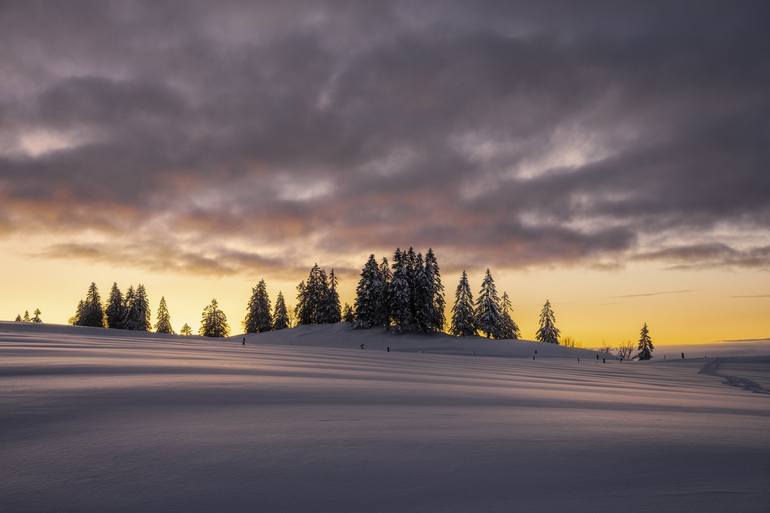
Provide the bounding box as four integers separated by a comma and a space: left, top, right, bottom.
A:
125, 284, 150, 331
475, 269, 503, 339
22, 310, 31, 322
388, 248, 413, 333
342, 303, 354, 324
32, 308, 42, 323
323, 269, 341, 323
180, 323, 193, 336
424, 248, 445, 333
376, 257, 392, 328
451, 270, 476, 336
14, 314, 22, 322
354, 255, 382, 328
536, 300, 560, 344
561, 335, 578, 348
637, 323, 654, 360
499, 292, 520, 340
154, 296, 174, 334
105, 282, 126, 329
199, 299, 229, 337
617, 341, 635, 360
74, 282, 105, 327
245, 279, 273, 333
273, 291, 290, 331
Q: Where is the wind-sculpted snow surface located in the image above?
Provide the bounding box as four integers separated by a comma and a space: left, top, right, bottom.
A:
1, 324, 769, 513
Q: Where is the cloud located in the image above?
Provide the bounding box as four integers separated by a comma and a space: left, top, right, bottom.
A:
611, 290, 694, 299
1, 1, 769, 275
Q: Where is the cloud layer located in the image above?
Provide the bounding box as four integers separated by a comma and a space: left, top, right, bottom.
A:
1, 1, 769, 275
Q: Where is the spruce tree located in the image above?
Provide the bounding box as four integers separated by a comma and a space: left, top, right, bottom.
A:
637, 322, 654, 360
354, 255, 381, 328
125, 284, 150, 331
273, 291, 290, 330
324, 269, 341, 323
413, 252, 432, 333
15, 314, 22, 322
475, 269, 503, 339
342, 303, 354, 324
388, 248, 413, 333
536, 300, 560, 344
245, 279, 273, 333
180, 323, 193, 336
105, 282, 126, 329
424, 248, 445, 333
32, 308, 42, 323
199, 298, 229, 337
295, 281, 310, 325
154, 296, 174, 334
499, 292, 521, 340
71, 300, 85, 325
22, 310, 31, 322
377, 257, 392, 328
451, 271, 476, 336
76, 282, 105, 327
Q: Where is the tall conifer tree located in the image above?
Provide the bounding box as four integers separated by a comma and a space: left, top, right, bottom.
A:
536, 300, 560, 344
105, 282, 125, 329
475, 269, 503, 339
155, 296, 174, 334
451, 271, 476, 336
354, 255, 381, 328
273, 291, 290, 330
245, 279, 273, 333
199, 298, 229, 337
75, 282, 105, 327
424, 248, 445, 333
637, 323, 654, 360
499, 292, 521, 340
32, 308, 42, 323
389, 249, 413, 333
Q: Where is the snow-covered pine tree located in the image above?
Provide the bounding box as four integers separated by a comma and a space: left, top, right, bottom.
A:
342, 303, 354, 324
180, 323, 193, 336
451, 271, 476, 336
32, 308, 42, 323
637, 322, 654, 360
244, 279, 273, 333
404, 247, 419, 323
475, 269, 503, 339
105, 282, 126, 329
154, 296, 174, 334
376, 257, 391, 328
76, 282, 105, 327
499, 292, 521, 340
199, 298, 229, 337
424, 248, 445, 333
273, 291, 290, 330
300, 264, 327, 324
22, 310, 30, 322
354, 254, 381, 328
536, 300, 560, 344
413, 252, 432, 333
125, 284, 150, 331
295, 280, 310, 325
71, 300, 85, 325
324, 269, 341, 323
388, 248, 413, 333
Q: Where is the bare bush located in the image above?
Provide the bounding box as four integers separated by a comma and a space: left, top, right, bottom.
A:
616, 341, 635, 360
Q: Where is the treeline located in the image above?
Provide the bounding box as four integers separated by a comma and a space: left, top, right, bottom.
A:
71, 282, 175, 334
14, 308, 42, 323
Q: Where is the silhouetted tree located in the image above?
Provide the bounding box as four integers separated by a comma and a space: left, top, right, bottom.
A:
343, 303, 354, 324
475, 269, 503, 339
376, 257, 391, 328
74, 283, 105, 327
14, 314, 22, 322
637, 323, 654, 360
388, 248, 413, 333
273, 291, 290, 330
354, 255, 382, 328
105, 282, 126, 329
499, 292, 520, 339
125, 284, 150, 331
295, 281, 309, 324
180, 323, 193, 336
424, 248, 445, 333
155, 296, 174, 334
536, 300, 560, 344
245, 279, 272, 333
323, 269, 341, 323
199, 299, 229, 337
22, 310, 31, 322
32, 308, 42, 323
451, 270, 476, 336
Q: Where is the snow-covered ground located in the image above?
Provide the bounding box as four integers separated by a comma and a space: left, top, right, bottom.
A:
1, 323, 769, 513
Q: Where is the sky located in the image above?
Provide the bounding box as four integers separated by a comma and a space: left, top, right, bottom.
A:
1, 1, 769, 344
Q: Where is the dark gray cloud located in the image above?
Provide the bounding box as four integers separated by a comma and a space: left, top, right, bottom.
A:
1, 0, 769, 275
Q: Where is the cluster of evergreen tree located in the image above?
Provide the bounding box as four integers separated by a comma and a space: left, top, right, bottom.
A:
200, 299, 229, 337
15, 308, 42, 323
450, 269, 521, 340
243, 279, 291, 333
71, 282, 176, 333
295, 265, 341, 325
354, 247, 444, 334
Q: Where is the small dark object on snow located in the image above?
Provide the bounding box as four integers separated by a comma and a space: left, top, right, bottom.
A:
681, 352, 685, 360
387, 346, 390, 352
602, 358, 606, 364
577, 358, 580, 363
360, 343, 365, 350
534, 349, 538, 355
532, 355, 536, 360
596, 354, 599, 360
242, 337, 245, 346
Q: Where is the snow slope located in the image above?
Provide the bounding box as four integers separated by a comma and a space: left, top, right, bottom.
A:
1, 323, 769, 513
